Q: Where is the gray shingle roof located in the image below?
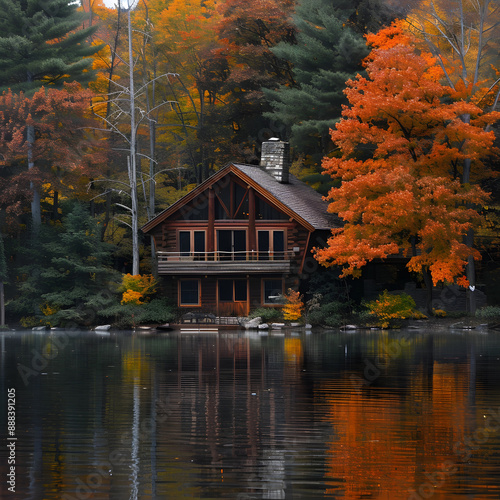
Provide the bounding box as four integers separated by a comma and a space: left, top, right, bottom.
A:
233, 164, 340, 230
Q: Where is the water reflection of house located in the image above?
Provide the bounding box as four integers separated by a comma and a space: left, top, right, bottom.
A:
152, 334, 309, 498
142, 139, 339, 317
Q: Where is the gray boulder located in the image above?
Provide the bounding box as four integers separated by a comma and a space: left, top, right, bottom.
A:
244, 317, 262, 329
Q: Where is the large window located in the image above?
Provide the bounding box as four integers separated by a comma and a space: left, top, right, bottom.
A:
263, 279, 283, 304
214, 180, 249, 219
179, 230, 206, 259
179, 280, 200, 306
218, 279, 247, 302
217, 229, 246, 260
255, 196, 288, 220
258, 230, 285, 260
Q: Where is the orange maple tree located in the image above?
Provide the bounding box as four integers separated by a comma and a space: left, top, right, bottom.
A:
314, 21, 500, 296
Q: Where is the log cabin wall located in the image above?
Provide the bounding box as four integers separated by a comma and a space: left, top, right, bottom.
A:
154, 215, 319, 316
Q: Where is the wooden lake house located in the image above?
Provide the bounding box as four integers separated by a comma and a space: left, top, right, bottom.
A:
142, 139, 339, 318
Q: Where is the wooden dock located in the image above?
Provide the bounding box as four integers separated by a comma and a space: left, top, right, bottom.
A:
173, 316, 242, 333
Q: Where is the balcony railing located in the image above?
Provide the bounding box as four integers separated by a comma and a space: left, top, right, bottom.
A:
157, 250, 293, 275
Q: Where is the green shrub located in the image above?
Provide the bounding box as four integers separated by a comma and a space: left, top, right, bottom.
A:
104, 298, 177, 329
249, 307, 283, 323
307, 301, 346, 328
446, 310, 468, 319
135, 298, 176, 324
355, 309, 375, 326
476, 306, 500, 320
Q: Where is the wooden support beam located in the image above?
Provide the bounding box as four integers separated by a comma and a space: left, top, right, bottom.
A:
299, 231, 312, 275
208, 187, 215, 254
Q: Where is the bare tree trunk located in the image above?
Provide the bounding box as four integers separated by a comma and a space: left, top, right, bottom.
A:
93, 2, 177, 273
127, 6, 139, 276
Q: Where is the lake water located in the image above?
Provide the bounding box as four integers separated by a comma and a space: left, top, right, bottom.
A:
1, 327, 500, 499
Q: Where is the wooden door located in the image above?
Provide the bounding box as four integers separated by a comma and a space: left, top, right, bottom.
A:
217, 279, 249, 316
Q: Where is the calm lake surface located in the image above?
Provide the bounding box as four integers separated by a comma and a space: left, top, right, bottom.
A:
1, 327, 500, 499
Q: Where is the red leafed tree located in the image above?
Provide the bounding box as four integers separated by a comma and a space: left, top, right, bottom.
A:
0, 90, 42, 224
0, 83, 107, 227
314, 21, 500, 311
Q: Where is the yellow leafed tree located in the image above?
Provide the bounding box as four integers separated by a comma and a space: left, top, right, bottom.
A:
120, 274, 158, 305
282, 289, 304, 322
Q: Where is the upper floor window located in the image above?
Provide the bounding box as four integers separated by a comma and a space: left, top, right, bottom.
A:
214, 180, 249, 219
213, 177, 288, 220
258, 230, 285, 260
217, 229, 246, 261
179, 230, 206, 260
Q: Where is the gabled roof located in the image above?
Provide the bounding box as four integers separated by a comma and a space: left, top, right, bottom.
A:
142, 162, 340, 233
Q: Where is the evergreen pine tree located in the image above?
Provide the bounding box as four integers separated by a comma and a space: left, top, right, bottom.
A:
0, 0, 99, 93
12, 203, 119, 327
263, 0, 394, 159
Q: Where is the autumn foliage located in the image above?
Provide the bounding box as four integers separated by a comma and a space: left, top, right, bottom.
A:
120, 274, 158, 305
0, 83, 107, 222
314, 21, 500, 287
282, 288, 304, 322
366, 290, 426, 329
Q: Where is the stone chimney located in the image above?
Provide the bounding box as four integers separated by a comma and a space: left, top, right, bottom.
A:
260, 138, 290, 183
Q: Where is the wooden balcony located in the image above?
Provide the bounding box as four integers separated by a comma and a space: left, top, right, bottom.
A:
157, 250, 292, 275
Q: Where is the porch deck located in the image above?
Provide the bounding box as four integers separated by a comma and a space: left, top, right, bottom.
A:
157, 250, 292, 275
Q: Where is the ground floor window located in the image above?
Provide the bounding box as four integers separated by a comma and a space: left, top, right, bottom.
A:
179, 279, 200, 306
263, 279, 283, 304
218, 279, 247, 302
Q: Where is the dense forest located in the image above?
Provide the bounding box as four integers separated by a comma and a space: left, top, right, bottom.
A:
0, 0, 499, 328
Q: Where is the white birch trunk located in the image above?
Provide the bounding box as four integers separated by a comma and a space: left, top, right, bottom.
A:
128, 6, 139, 276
